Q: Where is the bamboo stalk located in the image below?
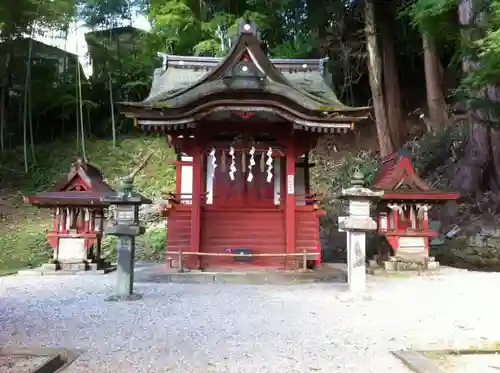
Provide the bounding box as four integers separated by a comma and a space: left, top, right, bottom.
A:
129, 151, 154, 179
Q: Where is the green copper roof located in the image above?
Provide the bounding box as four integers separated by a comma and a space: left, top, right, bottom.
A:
143, 60, 358, 112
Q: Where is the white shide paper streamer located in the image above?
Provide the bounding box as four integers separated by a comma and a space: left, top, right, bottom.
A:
209, 147, 217, 178
247, 146, 256, 182
229, 146, 236, 181
266, 147, 273, 182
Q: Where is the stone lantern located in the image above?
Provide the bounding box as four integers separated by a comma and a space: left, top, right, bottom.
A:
338, 171, 383, 293
101, 176, 152, 301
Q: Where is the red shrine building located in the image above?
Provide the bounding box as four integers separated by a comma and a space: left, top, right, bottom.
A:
372, 150, 459, 266
24, 159, 115, 269
120, 21, 370, 270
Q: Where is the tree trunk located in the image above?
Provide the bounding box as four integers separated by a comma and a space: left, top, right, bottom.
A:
365, 0, 395, 157
378, 0, 406, 147
423, 33, 448, 129
28, 85, 35, 163
0, 52, 11, 157
23, 38, 34, 172
0, 86, 5, 157
452, 0, 500, 200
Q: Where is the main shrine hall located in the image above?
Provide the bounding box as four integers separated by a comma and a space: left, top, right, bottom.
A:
119, 21, 371, 270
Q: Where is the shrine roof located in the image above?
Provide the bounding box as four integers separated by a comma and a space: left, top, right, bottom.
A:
52, 159, 115, 193
24, 159, 116, 207
24, 191, 114, 207
142, 56, 352, 110
372, 150, 459, 201
119, 21, 371, 133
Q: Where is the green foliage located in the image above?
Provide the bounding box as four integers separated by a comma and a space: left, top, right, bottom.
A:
101, 226, 166, 262
0, 135, 175, 196
405, 0, 458, 38
145, 0, 320, 59
461, 1, 500, 88
408, 0, 500, 121
138, 226, 166, 260
311, 141, 380, 247
0, 227, 51, 274
407, 121, 467, 178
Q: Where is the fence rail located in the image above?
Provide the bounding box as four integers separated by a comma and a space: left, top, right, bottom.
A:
165, 250, 319, 272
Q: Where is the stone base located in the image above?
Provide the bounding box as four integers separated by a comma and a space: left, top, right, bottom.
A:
105, 293, 143, 302
17, 261, 116, 276
367, 256, 440, 276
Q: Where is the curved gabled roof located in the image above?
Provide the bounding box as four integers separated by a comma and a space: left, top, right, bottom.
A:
119, 21, 371, 132
372, 150, 459, 201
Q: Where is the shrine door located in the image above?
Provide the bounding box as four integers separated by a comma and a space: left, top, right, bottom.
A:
213, 153, 275, 207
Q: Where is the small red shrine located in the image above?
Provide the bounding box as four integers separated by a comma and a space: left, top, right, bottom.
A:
371, 150, 459, 267
119, 21, 371, 270
24, 159, 115, 269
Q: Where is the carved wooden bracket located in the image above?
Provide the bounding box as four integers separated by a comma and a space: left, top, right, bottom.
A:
236, 111, 256, 120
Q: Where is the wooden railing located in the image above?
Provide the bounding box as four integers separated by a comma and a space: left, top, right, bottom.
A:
165, 250, 319, 272
294, 193, 323, 205
161, 193, 209, 214
162, 192, 323, 209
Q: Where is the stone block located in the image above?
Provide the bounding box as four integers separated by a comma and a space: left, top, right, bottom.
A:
426, 261, 439, 270
41, 263, 58, 272
486, 237, 500, 249
17, 269, 42, 276
383, 261, 396, 271
469, 234, 486, 247
61, 263, 87, 271
481, 227, 500, 237
57, 237, 87, 263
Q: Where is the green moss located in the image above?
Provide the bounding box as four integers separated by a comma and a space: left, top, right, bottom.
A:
151, 102, 169, 108
423, 351, 441, 359
468, 341, 500, 350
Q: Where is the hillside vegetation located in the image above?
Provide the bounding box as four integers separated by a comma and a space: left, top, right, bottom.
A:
0, 135, 176, 274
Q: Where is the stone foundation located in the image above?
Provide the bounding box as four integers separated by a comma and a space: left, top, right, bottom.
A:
18, 260, 113, 276
367, 255, 440, 276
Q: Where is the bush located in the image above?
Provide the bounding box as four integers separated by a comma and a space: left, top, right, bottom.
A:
138, 225, 166, 261
101, 225, 166, 263
0, 228, 51, 273
406, 121, 467, 188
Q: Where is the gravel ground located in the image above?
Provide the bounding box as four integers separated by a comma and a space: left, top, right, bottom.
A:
1, 266, 500, 373
0, 355, 49, 373
438, 354, 500, 372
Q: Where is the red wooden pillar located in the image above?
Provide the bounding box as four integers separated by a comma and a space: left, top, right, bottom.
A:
190, 146, 202, 269
285, 145, 296, 269
304, 152, 310, 197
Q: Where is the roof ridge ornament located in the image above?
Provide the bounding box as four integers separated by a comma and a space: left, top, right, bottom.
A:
237, 20, 261, 42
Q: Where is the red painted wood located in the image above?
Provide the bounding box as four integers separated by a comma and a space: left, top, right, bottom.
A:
200, 209, 286, 268
175, 160, 182, 194
166, 207, 192, 262
285, 148, 296, 269
295, 209, 321, 268
213, 153, 274, 207
190, 147, 202, 268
